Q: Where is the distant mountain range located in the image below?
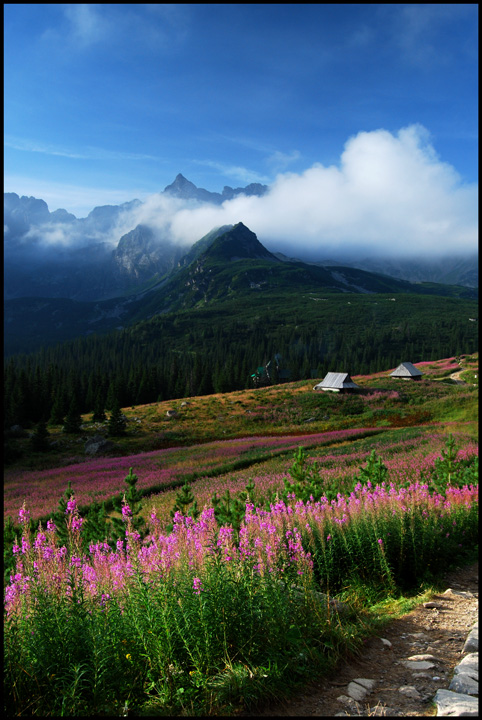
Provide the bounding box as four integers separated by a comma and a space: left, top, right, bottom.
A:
4, 221, 477, 356
163, 173, 268, 204
3, 174, 478, 355
3, 176, 269, 302
4, 175, 477, 305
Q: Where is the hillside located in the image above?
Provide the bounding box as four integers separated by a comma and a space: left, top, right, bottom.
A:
4, 222, 478, 356
5, 354, 478, 478
3, 180, 269, 303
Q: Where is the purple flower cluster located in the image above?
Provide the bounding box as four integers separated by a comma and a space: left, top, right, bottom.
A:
5, 475, 477, 620
4, 428, 377, 524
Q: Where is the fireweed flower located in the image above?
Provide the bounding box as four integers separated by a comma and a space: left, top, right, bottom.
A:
21, 537, 31, 554
19, 503, 30, 525
34, 531, 47, 550
66, 497, 76, 514
193, 577, 203, 595
46, 519, 56, 533
71, 515, 84, 532
122, 504, 132, 520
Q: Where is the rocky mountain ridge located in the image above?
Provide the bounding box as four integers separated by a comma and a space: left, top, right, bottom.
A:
4, 177, 478, 305
163, 173, 268, 204
3, 177, 269, 302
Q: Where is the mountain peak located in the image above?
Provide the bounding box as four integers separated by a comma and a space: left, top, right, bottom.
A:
162, 175, 268, 205
163, 174, 199, 197
204, 223, 279, 263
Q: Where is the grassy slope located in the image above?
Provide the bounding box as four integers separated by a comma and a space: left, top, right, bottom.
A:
5, 354, 478, 501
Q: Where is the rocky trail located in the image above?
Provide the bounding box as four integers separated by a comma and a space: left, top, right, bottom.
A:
244, 563, 478, 717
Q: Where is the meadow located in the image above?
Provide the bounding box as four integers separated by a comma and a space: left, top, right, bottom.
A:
4, 355, 478, 716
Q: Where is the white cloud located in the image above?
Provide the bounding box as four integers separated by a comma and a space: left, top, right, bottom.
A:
6, 125, 477, 259
390, 4, 477, 68
55, 3, 190, 55
163, 125, 477, 258
5, 136, 161, 162
266, 149, 301, 173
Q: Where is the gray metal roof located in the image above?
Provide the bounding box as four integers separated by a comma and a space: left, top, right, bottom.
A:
390, 361, 423, 377
314, 372, 359, 389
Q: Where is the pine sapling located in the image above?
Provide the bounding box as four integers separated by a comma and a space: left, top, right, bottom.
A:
111, 467, 146, 540
352, 449, 388, 490
167, 480, 200, 532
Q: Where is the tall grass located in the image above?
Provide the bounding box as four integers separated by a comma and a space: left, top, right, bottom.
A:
4, 437, 478, 716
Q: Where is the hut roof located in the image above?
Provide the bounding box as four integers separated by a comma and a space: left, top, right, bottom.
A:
313, 372, 360, 390
390, 361, 423, 378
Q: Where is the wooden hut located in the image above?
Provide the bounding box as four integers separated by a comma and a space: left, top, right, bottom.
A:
313, 372, 360, 393
390, 361, 423, 380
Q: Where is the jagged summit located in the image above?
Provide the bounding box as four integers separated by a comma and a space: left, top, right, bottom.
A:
163, 174, 200, 199
162, 175, 268, 205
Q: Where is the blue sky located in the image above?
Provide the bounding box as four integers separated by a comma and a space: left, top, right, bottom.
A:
3, 4, 478, 258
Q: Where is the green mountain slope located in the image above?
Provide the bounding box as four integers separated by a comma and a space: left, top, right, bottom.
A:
4, 222, 478, 356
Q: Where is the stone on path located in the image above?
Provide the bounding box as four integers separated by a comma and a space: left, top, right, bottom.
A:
402, 659, 435, 671
398, 685, 422, 700
347, 682, 368, 702
449, 672, 479, 696
434, 688, 479, 716
444, 588, 475, 599
449, 652, 479, 696
352, 678, 377, 691
336, 693, 360, 709
346, 677, 376, 701
463, 623, 479, 654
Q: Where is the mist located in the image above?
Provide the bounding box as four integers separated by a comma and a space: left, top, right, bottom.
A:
5, 125, 478, 264
169, 125, 477, 260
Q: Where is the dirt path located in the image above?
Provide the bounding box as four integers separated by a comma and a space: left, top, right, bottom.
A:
243, 563, 478, 717
449, 370, 466, 383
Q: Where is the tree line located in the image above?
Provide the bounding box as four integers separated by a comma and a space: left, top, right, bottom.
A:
4, 303, 477, 430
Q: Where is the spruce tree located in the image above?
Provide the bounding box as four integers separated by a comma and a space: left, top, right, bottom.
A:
50, 481, 74, 548
91, 392, 106, 423
83, 502, 111, 545
166, 480, 199, 533
30, 420, 51, 452
49, 392, 66, 426
111, 467, 145, 540
62, 396, 82, 434
107, 400, 127, 436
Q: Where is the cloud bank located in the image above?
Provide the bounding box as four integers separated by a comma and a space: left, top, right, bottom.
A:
6, 125, 478, 261
129, 124, 477, 260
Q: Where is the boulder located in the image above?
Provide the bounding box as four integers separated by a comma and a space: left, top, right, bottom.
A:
85, 435, 114, 455
463, 623, 479, 654
434, 688, 479, 716
9, 425, 28, 437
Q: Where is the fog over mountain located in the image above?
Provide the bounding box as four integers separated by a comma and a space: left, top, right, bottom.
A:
4, 125, 478, 300
161, 126, 477, 261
